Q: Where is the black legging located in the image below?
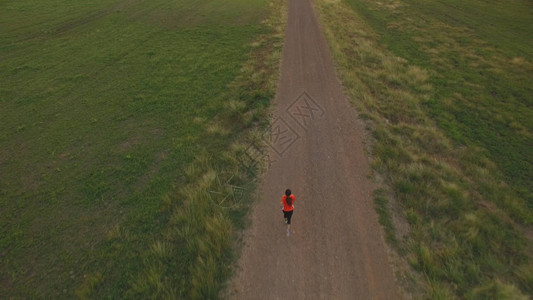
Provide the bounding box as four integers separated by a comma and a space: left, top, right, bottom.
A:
283, 210, 293, 224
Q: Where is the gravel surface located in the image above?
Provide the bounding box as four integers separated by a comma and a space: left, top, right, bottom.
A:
228, 0, 401, 298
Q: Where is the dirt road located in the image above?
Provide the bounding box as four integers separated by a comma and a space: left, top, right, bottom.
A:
228, 0, 400, 298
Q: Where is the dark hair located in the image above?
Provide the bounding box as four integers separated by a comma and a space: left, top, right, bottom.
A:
285, 189, 292, 206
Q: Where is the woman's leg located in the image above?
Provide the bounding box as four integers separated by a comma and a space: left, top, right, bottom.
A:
286, 210, 293, 225
286, 211, 293, 234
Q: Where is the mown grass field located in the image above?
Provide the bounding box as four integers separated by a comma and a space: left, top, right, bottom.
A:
315, 0, 532, 298
1, 0, 285, 297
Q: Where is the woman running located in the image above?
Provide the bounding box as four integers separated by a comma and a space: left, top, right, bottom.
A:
280, 189, 295, 236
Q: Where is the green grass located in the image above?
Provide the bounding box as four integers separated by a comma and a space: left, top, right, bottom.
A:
315, 0, 532, 298
346, 0, 533, 215
0, 0, 284, 297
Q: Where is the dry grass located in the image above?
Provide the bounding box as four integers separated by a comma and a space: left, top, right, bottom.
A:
126, 0, 287, 298
315, 0, 531, 298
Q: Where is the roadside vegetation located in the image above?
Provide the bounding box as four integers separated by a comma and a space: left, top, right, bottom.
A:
315, 0, 532, 298
0, 0, 285, 297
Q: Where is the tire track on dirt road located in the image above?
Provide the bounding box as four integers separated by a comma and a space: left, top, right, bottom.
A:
228, 0, 400, 298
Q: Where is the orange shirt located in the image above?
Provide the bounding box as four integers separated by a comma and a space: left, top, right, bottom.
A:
281, 195, 295, 212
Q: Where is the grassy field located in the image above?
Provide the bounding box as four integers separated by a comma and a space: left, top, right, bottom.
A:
0, 0, 285, 297
315, 0, 532, 298
347, 0, 533, 213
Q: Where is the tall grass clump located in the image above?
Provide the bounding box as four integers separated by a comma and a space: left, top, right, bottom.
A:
127, 0, 287, 298
315, 0, 532, 298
